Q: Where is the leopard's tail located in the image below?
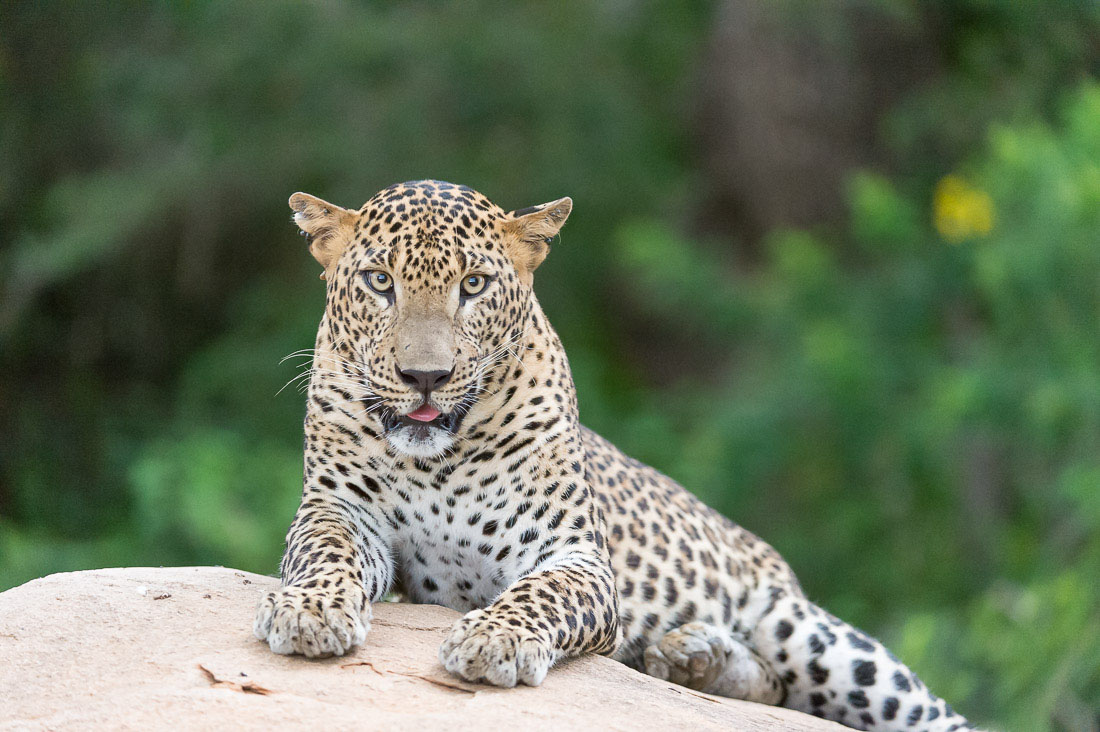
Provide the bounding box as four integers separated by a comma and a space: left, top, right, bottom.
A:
749, 590, 982, 731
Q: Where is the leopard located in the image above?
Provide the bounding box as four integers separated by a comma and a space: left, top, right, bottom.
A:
253, 180, 980, 731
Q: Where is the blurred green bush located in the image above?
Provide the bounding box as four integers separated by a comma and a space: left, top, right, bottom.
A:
616, 85, 1095, 726
2, 2, 1099, 729
613, 85, 1100, 729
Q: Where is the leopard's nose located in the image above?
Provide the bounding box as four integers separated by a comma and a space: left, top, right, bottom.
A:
398, 367, 453, 396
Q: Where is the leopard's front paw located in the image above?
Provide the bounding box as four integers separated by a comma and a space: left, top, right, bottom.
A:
438, 608, 555, 687
253, 584, 369, 658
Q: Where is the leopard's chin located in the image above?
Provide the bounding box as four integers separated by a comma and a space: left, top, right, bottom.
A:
385, 425, 456, 458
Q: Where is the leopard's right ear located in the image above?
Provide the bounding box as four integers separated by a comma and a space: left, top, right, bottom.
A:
289, 192, 357, 278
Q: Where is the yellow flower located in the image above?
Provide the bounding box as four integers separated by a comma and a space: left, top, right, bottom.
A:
933, 175, 995, 242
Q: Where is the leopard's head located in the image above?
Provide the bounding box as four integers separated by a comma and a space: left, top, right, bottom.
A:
291, 180, 570, 458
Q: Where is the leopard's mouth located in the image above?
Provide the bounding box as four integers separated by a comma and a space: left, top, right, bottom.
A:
382, 407, 464, 436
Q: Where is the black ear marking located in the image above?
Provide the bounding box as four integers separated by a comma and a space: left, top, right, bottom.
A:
510, 204, 544, 218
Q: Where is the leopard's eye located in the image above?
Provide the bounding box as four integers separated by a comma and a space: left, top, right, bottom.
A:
365, 270, 393, 294
461, 274, 489, 298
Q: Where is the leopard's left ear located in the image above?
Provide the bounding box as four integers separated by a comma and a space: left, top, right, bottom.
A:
502, 197, 572, 286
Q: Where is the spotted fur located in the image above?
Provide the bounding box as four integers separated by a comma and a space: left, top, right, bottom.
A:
253, 180, 980, 731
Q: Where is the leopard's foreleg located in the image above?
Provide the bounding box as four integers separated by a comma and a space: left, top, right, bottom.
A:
439, 551, 621, 686
253, 420, 394, 658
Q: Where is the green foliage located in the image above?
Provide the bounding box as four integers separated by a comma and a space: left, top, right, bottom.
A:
614, 85, 1100, 728
0, 0, 707, 586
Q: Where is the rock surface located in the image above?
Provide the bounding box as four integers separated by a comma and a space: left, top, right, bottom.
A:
0, 567, 843, 731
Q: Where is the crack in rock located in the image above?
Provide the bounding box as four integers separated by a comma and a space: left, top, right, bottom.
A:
198, 664, 272, 695
340, 660, 479, 694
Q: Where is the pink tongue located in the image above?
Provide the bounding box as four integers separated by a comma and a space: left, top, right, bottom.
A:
407, 405, 441, 422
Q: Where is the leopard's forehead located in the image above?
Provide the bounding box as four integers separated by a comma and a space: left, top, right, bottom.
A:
359, 180, 506, 239
352, 180, 510, 284
365, 179, 501, 210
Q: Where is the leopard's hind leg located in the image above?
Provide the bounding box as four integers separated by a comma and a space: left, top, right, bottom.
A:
644, 621, 785, 704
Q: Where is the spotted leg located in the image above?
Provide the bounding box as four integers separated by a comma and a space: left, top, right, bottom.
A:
439, 435, 622, 687
439, 550, 622, 687
644, 621, 786, 704
254, 417, 394, 658
752, 592, 980, 731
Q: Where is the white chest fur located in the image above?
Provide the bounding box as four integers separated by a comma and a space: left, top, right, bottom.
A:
385, 473, 549, 612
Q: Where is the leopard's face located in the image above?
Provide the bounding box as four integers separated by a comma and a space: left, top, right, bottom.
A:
292, 181, 571, 458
